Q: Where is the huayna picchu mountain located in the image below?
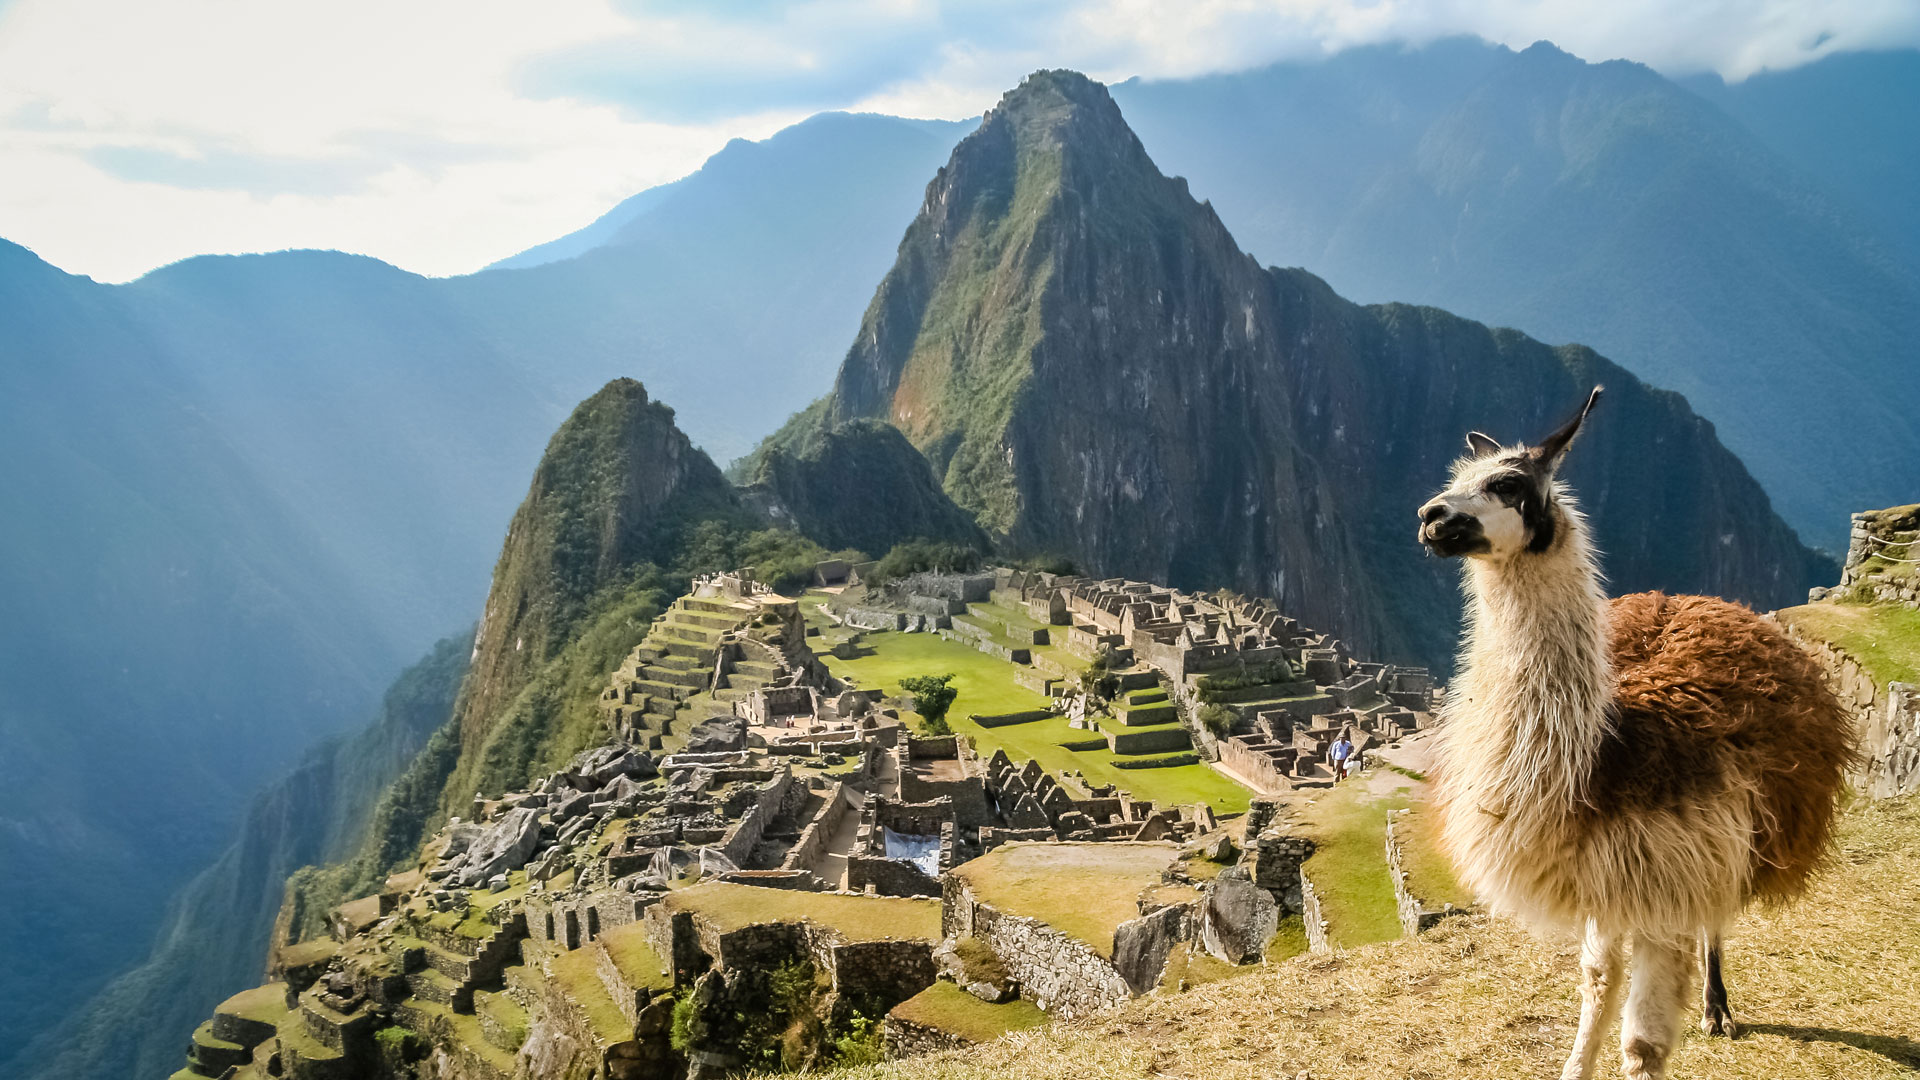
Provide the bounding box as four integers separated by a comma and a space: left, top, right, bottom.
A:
762, 69, 1833, 666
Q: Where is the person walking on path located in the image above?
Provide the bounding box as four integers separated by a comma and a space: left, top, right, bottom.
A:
1328, 733, 1355, 783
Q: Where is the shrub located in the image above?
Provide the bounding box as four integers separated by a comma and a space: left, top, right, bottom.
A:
872, 538, 983, 582
1198, 702, 1239, 737
832, 1012, 885, 1066
1079, 645, 1121, 704
899, 673, 958, 734
1014, 553, 1076, 575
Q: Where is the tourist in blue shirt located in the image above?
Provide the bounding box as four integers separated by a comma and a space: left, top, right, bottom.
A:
1328, 734, 1355, 782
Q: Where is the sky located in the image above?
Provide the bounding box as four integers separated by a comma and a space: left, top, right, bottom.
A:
2, 0, 1917, 283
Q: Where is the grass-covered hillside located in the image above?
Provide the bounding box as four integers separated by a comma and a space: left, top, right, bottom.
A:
833, 796, 1920, 1080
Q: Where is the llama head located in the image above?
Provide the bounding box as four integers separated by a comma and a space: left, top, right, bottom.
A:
1418, 386, 1603, 559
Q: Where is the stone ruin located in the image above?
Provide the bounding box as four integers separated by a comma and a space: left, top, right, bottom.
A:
172, 565, 1452, 1078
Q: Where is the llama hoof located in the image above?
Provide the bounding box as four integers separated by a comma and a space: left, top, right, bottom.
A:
1700, 1006, 1742, 1038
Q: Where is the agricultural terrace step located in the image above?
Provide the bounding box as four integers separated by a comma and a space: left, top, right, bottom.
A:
633, 679, 694, 701
643, 697, 678, 718
189, 1022, 250, 1074
723, 674, 771, 692
644, 666, 709, 689
298, 988, 373, 1053
729, 660, 782, 678
475, 990, 530, 1052
649, 653, 708, 673
681, 596, 753, 615
1125, 689, 1169, 706
406, 968, 465, 1008
1117, 704, 1180, 727
274, 1018, 348, 1078
643, 640, 717, 662
661, 625, 723, 646
669, 610, 745, 631
424, 941, 478, 982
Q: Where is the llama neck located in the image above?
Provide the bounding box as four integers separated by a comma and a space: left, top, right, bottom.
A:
1455, 506, 1612, 803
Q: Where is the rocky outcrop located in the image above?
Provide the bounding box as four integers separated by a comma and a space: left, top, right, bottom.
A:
769, 69, 1833, 666
1198, 867, 1280, 964
739, 418, 988, 557
455, 379, 742, 764
1818, 505, 1920, 609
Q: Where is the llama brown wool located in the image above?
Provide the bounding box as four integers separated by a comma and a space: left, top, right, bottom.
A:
1417, 387, 1857, 1080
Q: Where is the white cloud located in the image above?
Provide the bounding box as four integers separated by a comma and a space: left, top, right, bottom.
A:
0, 0, 1914, 282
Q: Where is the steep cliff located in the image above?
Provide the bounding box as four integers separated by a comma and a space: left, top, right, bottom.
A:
451, 379, 739, 777
772, 70, 1831, 665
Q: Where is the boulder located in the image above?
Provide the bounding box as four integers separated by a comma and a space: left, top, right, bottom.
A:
697, 847, 739, 879
649, 846, 697, 883
436, 822, 483, 861
457, 807, 544, 887
1200, 866, 1280, 965
684, 718, 747, 755
590, 750, 646, 786
552, 791, 593, 823
1112, 902, 1191, 993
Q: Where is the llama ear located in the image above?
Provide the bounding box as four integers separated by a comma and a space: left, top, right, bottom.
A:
1531, 385, 1603, 473
1464, 431, 1503, 458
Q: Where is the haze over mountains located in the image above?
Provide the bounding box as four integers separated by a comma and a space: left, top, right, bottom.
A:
1106, 39, 1920, 542
3, 35, 1916, 1080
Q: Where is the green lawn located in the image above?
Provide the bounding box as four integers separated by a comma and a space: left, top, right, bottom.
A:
662, 881, 943, 941
1299, 780, 1412, 949
1394, 805, 1471, 910
889, 980, 1047, 1043
951, 842, 1188, 957
1778, 601, 1920, 689
822, 629, 1250, 813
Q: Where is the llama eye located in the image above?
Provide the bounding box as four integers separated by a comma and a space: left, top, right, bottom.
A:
1487, 477, 1521, 498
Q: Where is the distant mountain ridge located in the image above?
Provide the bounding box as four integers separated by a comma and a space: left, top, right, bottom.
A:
764, 69, 1832, 665
1107, 39, 1920, 547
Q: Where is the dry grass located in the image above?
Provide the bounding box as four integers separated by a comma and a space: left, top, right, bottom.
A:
950, 842, 1181, 958
548, 945, 634, 1043
598, 922, 673, 992
663, 881, 943, 941
215, 982, 292, 1025
832, 796, 1920, 1080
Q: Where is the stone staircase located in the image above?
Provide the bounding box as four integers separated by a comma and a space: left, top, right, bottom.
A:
601, 592, 811, 738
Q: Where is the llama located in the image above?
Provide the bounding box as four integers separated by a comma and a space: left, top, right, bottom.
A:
1417, 387, 1855, 1080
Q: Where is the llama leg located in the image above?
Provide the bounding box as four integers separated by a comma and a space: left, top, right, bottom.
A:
1559, 920, 1624, 1080
1620, 935, 1695, 1080
1699, 931, 1740, 1037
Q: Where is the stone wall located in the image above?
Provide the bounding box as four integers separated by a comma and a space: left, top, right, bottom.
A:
823, 939, 938, 1010
884, 1013, 970, 1056
1299, 869, 1331, 955
1383, 814, 1467, 938
721, 767, 797, 866
941, 878, 1133, 1018
1218, 736, 1293, 793
781, 783, 854, 874
970, 708, 1057, 728
1787, 624, 1920, 798
847, 854, 942, 898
